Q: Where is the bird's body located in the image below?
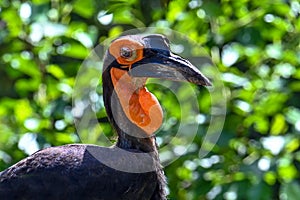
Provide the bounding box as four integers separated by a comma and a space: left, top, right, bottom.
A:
0, 144, 163, 200
0, 34, 210, 200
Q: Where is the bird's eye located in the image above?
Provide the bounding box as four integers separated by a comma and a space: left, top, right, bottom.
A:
120, 47, 134, 59
109, 38, 143, 64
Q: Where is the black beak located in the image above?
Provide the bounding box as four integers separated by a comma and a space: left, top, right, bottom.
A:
129, 49, 212, 86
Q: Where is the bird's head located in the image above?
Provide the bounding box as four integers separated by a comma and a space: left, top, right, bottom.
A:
102, 34, 211, 140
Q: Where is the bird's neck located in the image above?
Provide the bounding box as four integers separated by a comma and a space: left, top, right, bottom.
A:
102, 66, 163, 153
116, 132, 157, 152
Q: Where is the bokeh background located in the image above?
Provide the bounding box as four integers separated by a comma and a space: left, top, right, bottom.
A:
0, 0, 300, 199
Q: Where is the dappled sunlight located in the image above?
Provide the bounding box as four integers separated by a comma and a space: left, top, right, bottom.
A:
18, 133, 39, 155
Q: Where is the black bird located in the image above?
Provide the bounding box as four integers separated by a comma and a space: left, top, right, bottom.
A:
0, 34, 211, 200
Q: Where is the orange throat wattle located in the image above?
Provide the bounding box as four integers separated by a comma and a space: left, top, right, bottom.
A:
110, 68, 163, 136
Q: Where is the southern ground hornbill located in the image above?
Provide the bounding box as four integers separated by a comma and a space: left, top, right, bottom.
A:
0, 34, 211, 200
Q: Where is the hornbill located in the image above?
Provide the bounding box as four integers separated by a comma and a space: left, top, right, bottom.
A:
0, 34, 211, 200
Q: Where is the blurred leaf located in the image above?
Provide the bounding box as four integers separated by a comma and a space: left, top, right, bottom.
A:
32, 0, 50, 4
278, 164, 298, 182
264, 171, 277, 185
285, 138, 300, 153
270, 114, 287, 135
1, 8, 22, 38
46, 65, 65, 79
176, 166, 193, 181
60, 42, 89, 59
73, 0, 96, 18
14, 99, 33, 123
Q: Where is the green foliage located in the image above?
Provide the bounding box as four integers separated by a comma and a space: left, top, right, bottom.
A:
0, 0, 300, 199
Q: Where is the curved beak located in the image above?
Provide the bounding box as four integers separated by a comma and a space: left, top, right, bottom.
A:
129, 49, 212, 86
